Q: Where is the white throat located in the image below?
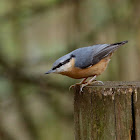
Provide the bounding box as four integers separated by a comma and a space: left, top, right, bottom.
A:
55, 61, 72, 73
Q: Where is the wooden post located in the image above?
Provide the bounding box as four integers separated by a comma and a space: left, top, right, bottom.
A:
74, 81, 140, 140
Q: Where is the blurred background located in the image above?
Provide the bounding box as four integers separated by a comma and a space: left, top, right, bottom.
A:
0, 0, 140, 140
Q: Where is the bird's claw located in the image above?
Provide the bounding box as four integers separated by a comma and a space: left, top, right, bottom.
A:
80, 84, 85, 93
92, 80, 104, 85
69, 84, 75, 91
80, 80, 104, 93
69, 82, 87, 91
69, 79, 103, 93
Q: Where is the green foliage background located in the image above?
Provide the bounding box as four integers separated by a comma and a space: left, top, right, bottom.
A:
0, 0, 140, 139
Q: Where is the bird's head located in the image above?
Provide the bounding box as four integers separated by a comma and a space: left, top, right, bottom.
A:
45, 53, 75, 74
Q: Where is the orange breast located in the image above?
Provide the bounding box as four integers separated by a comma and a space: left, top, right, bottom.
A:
60, 55, 112, 79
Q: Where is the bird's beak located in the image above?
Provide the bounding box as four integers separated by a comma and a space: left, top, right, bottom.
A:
45, 69, 54, 74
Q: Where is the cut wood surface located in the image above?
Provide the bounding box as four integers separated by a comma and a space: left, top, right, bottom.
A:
74, 81, 140, 140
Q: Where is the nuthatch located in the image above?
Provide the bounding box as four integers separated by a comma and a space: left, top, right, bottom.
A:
46, 41, 128, 91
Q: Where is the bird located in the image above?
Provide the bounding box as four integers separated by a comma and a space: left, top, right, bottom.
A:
45, 40, 128, 92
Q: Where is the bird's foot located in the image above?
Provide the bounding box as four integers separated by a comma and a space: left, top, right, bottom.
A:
80, 76, 97, 93
69, 82, 87, 91
80, 80, 104, 93
69, 78, 88, 91
80, 81, 95, 93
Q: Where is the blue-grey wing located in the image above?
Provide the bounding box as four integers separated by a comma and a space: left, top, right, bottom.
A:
72, 46, 95, 68
73, 41, 127, 69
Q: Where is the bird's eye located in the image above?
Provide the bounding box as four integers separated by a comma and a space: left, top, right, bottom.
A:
52, 62, 63, 70
59, 62, 63, 67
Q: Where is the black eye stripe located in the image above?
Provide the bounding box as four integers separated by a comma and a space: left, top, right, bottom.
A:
52, 58, 71, 70
52, 55, 75, 70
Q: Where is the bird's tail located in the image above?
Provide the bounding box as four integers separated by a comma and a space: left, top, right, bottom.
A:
102, 40, 128, 55
109, 40, 128, 49
95, 40, 128, 61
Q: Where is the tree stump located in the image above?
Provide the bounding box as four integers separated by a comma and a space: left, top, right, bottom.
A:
74, 81, 140, 140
